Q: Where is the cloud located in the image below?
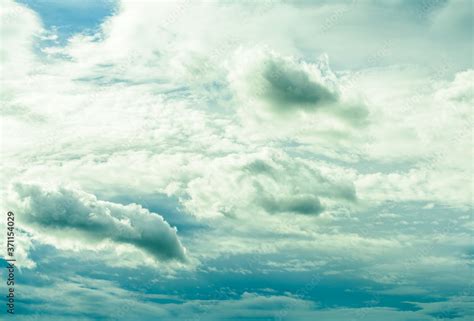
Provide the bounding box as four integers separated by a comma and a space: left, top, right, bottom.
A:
0, 0, 41, 77
11, 183, 187, 262
1, 2, 473, 318
351, 68, 473, 208
228, 48, 368, 126
20, 278, 474, 321
435, 69, 474, 104
183, 149, 357, 219
18, 275, 171, 320
247, 53, 339, 110
260, 194, 324, 215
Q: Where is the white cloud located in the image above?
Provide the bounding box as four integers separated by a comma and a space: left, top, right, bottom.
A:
227, 48, 368, 126
183, 149, 357, 219
0, 0, 41, 77
9, 183, 187, 263
434, 69, 474, 104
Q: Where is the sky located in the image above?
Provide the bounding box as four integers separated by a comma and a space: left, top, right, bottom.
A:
0, 0, 473, 320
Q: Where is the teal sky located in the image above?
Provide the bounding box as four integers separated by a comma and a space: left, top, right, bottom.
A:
1, 1, 473, 320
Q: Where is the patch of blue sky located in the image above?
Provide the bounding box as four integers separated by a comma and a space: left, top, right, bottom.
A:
16, 0, 118, 45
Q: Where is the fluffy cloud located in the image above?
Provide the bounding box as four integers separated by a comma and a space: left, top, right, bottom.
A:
10, 183, 187, 262
228, 48, 368, 126
229, 50, 339, 109
183, 149, 357, 219
0, 0, 41, 77
434, 69, 474, 104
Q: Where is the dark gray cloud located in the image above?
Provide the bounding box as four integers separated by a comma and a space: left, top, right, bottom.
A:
261, 194, 324, 215
13, 183, 187, 262
261, 58, 339, 109
231, 50, 369, 126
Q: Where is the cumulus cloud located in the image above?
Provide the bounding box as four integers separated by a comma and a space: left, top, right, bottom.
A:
435, 69, 474, 104
239, 52, 339, 110
228, 48, 368, 126
183, 149, 357, 219
11, 183, 187, 262
0, 0, 41, 77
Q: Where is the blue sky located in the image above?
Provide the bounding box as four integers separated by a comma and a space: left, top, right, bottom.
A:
17, 0, 116, 42
1, 0, 473, 320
